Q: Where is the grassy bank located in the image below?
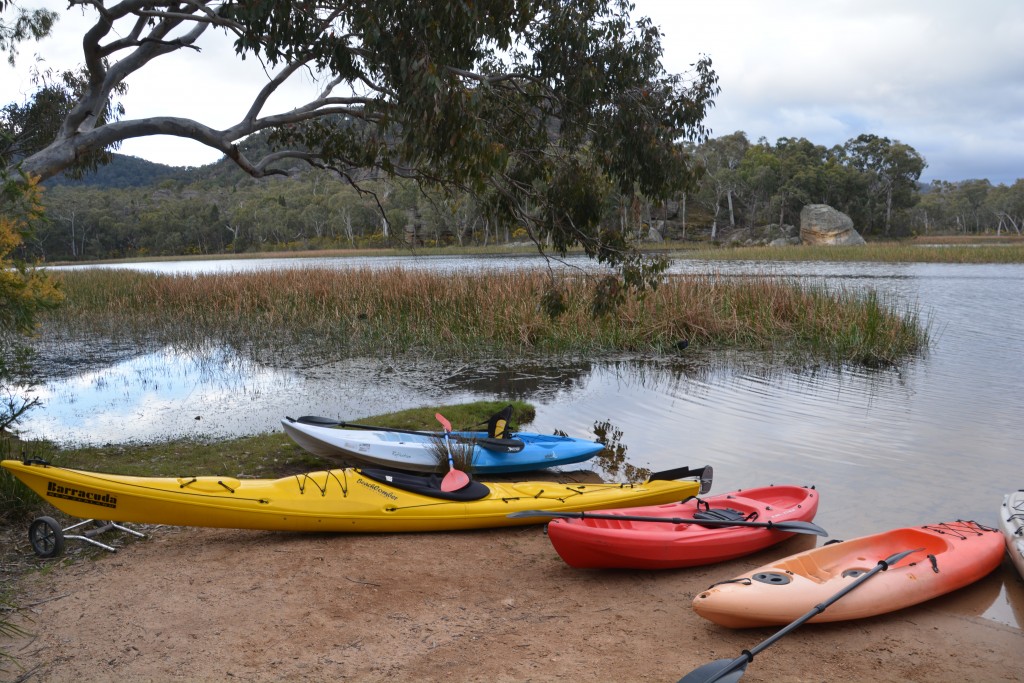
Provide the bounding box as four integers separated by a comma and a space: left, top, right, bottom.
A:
43, 267, 926, 366
671, 240, 1024, 264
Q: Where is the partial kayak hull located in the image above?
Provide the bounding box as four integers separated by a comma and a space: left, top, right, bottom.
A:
1, 459, 706, 534
692, 520, 1004, 627
281, 418, 604, 474
1000, 490, 1024, 579
546, 485, 819, 569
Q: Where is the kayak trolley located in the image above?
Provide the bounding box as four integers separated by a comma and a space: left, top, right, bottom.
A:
27, 516, 145, 558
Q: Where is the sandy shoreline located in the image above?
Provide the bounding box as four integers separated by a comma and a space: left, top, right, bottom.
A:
3, 520, 1022, 683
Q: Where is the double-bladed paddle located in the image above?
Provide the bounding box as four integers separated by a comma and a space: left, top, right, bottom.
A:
506, 510, 828, 537
678, 547, 921, 683
435, 412, 471, 492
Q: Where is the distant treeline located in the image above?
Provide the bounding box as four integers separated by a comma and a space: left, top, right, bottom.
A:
29, 131, 1023, 262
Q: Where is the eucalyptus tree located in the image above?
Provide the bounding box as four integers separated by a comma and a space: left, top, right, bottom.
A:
2, 0, 720, 308
769, 137, 834, 227
842, 134, 925, 236
735, 138, 781, 228
695, 131, 750, 237
985, 180, 1024, 235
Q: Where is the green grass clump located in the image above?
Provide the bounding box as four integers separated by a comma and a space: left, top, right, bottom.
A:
43, 267, 927, 365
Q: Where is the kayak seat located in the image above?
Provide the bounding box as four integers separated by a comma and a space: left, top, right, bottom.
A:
691, 507, 751, 527
487, 405, 515, 439
360, 468, 490, 501
773, 553, 836, 583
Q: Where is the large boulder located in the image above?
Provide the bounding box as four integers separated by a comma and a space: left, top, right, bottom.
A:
800, 204, 866, 245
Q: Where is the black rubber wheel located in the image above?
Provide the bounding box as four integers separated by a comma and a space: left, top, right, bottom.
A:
29, 516, 65, 558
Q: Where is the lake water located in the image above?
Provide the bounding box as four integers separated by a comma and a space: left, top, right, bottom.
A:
20, 254, 1024, 628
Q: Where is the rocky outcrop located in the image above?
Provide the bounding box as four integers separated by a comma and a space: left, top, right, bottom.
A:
799, 204, 866, 245
726, 223, 798, 246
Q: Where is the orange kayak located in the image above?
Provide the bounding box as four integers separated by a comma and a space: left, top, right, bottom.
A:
692, 520, 1004, 627
545, 485, 820, 569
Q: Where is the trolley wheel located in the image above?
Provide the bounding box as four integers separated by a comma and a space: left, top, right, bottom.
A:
29, 516, 66, 558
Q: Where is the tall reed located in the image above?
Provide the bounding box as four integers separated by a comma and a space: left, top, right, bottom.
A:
42, 267, 927, 365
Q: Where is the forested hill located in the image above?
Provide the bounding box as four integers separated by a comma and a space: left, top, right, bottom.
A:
42, 131, 287, 189
26, 131, 1023, 264
43, 153, 198, 189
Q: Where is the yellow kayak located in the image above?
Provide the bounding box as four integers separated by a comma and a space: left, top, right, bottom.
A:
1, 459, 710, 533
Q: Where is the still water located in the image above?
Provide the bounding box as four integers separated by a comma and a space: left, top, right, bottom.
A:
22, 255, 1024, 628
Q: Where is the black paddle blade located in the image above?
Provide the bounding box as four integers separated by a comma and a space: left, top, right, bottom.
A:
678, 657, 748, 683
770, 520, 828, 536
648, 465, 714, 493
881, 547, 920, 567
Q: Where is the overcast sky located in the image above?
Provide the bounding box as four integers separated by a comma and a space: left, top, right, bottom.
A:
3, 0, 1022, 184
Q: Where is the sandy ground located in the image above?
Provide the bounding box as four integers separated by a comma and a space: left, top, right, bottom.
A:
3, 516, 1022, 683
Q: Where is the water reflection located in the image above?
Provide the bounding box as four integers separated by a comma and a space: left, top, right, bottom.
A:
22, 346, 300, 444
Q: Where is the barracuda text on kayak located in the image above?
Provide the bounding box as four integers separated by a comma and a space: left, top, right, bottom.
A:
46, 481, 118, 509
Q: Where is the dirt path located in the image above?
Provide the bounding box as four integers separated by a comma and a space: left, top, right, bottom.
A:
4, 522, 1021, 683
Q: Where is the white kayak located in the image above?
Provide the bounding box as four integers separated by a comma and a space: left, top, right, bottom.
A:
281, 416, 605, 474
1000, 489, 1024, 579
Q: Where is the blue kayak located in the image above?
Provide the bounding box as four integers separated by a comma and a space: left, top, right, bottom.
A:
281, 416, 605, 474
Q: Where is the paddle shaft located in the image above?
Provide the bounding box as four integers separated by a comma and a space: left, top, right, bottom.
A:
509, 510, 827, 536
436, 412, 471, 492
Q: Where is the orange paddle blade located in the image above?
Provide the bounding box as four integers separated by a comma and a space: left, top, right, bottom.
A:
440, 468, 471, 492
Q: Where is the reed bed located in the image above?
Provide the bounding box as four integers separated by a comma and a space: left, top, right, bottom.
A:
42, 267, 927, 366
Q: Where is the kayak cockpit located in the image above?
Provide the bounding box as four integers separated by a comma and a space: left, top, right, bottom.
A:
774, 527, 954, 583
359, 468, 490, 501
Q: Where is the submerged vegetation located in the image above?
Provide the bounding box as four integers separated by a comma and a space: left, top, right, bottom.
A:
42, 267, 927, 367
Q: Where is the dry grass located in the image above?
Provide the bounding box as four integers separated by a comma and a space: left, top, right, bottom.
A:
41, 267, 926, 365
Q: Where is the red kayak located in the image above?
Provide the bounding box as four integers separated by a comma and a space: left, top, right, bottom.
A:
544, 485, 820, 569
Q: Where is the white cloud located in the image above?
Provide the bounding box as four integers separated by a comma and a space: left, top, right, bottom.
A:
636, 0, 1024, 183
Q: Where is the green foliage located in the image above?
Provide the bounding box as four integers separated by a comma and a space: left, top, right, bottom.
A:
0, 166, 64, 432
912, 178, 1024, 236
0, 0, 56, 65
696, 132, 936, 238
2, 65, 127, 180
